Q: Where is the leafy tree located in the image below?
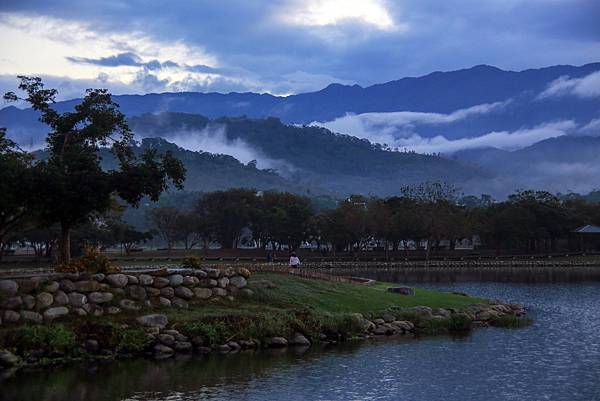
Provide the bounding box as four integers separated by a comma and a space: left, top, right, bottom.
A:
146, 207, 183, 249
105, 218, 154, 255
0, 128, 33, 259
4, 77, 185, 262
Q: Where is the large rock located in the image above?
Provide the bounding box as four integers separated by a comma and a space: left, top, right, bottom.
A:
44, 281, 60, 293
88, 292, 114, 304
59, 279, 75, 292
236, 267, 251, 279
146, 287, 160, 297
194, 288, 212, 299
22, 294, 36, 310
174, 341, 193, 352
160, 287, 174, 299
128, 285, 147, 301
387, 286, 415, 296
206, 268, 220, 278
0, 350, 20, 367
168, 274, 184, 287
153, 277, 170, 288
229, 276, 247, 288
217, 277, 230, 288
199, 279, 218, 288
212, 288, 227, 297
137, 314, 168, 328
174, 286, 194, 300
159, 297, 171, 307
153, 344, 174, 356
266, 337, 288, 347
126, 275, 139, 285
138, 274, 154, 286
194, 270, 208, 279
183, 276, 199, 287
289, 333, 311, 346
158, 334, 175, 346
68, 292, 87, 307
20, 311, 43, 323
2, 310, 20, 323
106, 274, 128, 288
43, 306, 69, 320
0, 296, 22, 310
73, 280, 101, 292
72, 307, 87, 316
53, 290, 69, 306
120, 299, 141, 311
36, 292, 54, 309
15, 279, 40, 293
171, 297, 189, 308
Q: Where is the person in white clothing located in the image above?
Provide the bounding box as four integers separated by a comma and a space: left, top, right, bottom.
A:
289, 253, 301, 268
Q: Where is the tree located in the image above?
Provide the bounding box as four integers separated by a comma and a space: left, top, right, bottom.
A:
105, 218, 154, 255
146, 207, 183, 249
0, 128, 33, 259
4, 77, 186, 262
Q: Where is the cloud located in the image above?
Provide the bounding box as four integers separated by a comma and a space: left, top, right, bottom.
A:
136, 124, 296, 174
580, 118, 600, 135
312, 101, 510, 146
390, 121, 576, 154
538, 71, 600, 99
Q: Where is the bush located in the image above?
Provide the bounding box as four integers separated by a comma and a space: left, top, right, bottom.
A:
182, 255, 202, 269
179, 321, 230, 346
447, 314, 473, 332
117, 328, 150, 353
55, 246, 120, 274
1, 325, 77, 355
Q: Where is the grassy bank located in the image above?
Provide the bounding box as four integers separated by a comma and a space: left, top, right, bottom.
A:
0, 273, 508, 367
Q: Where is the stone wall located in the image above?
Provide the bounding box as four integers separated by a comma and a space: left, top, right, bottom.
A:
0, 267, 252, 325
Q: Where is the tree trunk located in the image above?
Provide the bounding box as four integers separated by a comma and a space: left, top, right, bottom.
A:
60, 223, 71, 264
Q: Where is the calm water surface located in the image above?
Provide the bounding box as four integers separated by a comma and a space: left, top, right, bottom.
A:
1, 282, 600, 401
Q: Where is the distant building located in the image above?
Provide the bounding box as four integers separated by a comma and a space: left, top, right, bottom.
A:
570, 225, 600, 252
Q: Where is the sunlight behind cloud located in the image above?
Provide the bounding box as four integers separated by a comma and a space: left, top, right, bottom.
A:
279, 0, 399, 31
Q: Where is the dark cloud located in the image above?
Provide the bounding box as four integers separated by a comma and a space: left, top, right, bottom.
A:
67, 52, 142, 67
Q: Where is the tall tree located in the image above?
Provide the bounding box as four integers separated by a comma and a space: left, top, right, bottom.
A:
4, 77, 186, 262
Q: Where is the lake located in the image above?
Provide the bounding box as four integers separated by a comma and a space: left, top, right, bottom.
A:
2, 282, 599, 401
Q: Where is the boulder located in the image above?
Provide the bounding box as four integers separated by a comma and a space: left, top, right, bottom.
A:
0, 350, 20, 367
21, 310, 44, 323
160, 287, 175, 299
236, 267, 251, 279
138, 274, 154, 286
206, 268, 220, 278
84, 339, 99, 353
387, 286, 415, 296
137, 314, 168, 328
106, 307, 121, 315
168, 274, 184, 287
171, 297, 189, 308
59, 279, 75, 292
153, 344, 174, 356
72, 308, 87, 316
174, 341, 193, 352
36, 292, 54, 309
175, 286, 194, 300
199, 279, 218, 288
153, 277, 170, 288
240, 289, 254, 297
68, 292, 87, 307
43, 306, 69, 321
44, 281, 60, 293
2, 310, 20, 323
73, 280, 101, 292
53, 290, 69, 306
266, 337, 288, 347
88, 292, 114, 304
22, 294, 36, 310
183, 276, 199, 287
106, 274, 128, 288
217, 277, 230, 288
289, 333, 311, 346
146, 287, 161, 297
120, 299, 141, 311
382, 313, 395, 323
126, 275, 139, 285
159, 297, 171, 307
91, 273, 105, 282
391, 321, 414, 332
229, 276, 247, 288
226, 341, 241, 352
158, 334, 175, 346
212, 288, 227, 297
432, 308, 451, 317
128, 285, 147, 301
215, 344, 231, 353
15, 279, 38, 293
194, 270, 208, 279
194, 288, 212, 299
0, 296, 22, 310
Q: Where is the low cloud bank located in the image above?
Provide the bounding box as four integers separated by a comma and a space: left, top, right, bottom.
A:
151, 125, 296, 175
538, 71, 600, 99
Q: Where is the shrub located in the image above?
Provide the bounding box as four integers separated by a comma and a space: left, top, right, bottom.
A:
55, 246, 120, 274
2, 325, 77, 355
447, 314, 473, 332
179, 321, 230, 346
117, 328, 149, 353
182, 255, 202, 269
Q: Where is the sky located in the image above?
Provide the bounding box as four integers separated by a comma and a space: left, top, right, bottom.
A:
0, 0, 599, 100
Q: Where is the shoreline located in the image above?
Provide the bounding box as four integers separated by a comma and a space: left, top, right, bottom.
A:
0, 268, 528, 374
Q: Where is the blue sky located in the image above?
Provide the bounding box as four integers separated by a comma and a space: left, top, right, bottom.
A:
0, 0, 599, 99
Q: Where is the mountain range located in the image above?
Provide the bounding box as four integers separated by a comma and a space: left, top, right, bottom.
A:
1, 62, 599, 197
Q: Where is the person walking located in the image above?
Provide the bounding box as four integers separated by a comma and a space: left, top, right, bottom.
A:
289, 252, 301, 268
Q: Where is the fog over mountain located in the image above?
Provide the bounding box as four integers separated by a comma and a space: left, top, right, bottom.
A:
1, 62, 599, 197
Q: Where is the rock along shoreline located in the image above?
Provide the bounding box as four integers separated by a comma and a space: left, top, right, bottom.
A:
0, 268, 527, 373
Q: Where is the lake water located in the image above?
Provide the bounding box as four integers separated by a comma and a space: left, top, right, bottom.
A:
2, 282, 600, 401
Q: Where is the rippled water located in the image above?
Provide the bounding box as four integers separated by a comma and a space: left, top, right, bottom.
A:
2, 283, 600, 401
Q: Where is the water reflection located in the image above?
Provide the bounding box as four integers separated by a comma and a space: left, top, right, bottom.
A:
2, 283, 600, 401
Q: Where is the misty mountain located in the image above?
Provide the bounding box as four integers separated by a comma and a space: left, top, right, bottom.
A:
127, 113, 488, 197
2, 62, 599, 147
453, 136, 600, 194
